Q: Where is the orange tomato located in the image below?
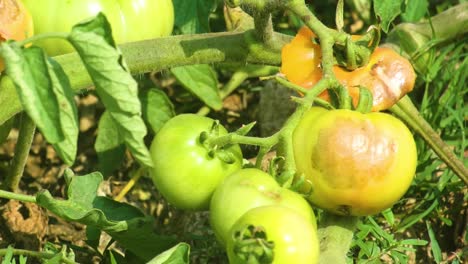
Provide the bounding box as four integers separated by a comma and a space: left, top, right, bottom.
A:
281, 27, 416, 111
0, 0, 34, 71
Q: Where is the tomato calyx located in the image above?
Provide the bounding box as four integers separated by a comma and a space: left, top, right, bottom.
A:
198, 120, 238, 164
231, 224, 275, 264
334, 26, 381, 71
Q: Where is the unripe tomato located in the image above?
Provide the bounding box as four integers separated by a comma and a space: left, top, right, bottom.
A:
0, 0, 34, 71
150, 114, 243, 211
227, 205, 319, 264
210, 168, 317, 246
293, 107, 417, 216
22, 0, 174, 56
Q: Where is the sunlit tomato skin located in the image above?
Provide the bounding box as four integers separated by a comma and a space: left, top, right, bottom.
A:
0, 0, 34, 71
22, 0, 174, 56
210, 168, 317, 246
280, 26, 322, 86
293, 107, 417, 216
149, 114, 243, 211
281, 27, 416, 111
227, 206, 319, 264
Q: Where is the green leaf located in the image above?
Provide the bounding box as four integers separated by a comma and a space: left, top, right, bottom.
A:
381, 208, 395, 226
373, 0, 404, 33
147, 243, 190, 264
400, 239, 428, 246
401, 0, 428, 22
355, 86, 373, 114
48, 58, 79, 165
139, 88, 175, 134
234, 122, 256, 136
42, 243, 75, 264
173, 0, 217, 34
0, 43, 63, 143
426, 221, 442, 263
36, 171, 175, 261
1, 246, 14, 264
0, 116, 14, 145
171, 64, 222, 110
216, 149, 236, 164
68, 13, 153, 168
95, 111, 125, 176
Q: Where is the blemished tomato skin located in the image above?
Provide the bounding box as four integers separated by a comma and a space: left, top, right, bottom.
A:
22, 0, 174, 56
293, 107, 417, 216
210, 168, 317, 246
227, 205, 319, 264
149, 114, 243, 211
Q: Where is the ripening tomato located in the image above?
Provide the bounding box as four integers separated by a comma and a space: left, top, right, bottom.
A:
226, 205, 319, 264
210, 168, 317, 246
149, 114, 243, 211
292, 107, 417, 216
280, 26, 322, 87
22, 0, 174, 56
281, 26, 416, 111
0, 0, 34, 71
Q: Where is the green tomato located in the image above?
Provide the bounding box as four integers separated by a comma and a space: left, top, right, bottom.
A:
293, 107, 417, 216
149, 114, 243, 211
22, 0, 174, 56
210, 168, 317, 246
227, 205, 319, 264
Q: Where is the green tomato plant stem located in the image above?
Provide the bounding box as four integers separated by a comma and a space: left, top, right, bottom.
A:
15, 32, 69, 47
0, 30, 291, 126
286, 3, 337, 78
0, 190, 37, 203
3, 113, 36, 192
390, 96, 468, 184
209, 132, 280, 150
0, 247, 77, 264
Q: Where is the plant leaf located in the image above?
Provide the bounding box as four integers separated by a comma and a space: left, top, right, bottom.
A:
401, 0, 428, 22
36, 171, 176, 261
48, 58, 79, 165
68, 13, 153, 168
373, 0, 404, 33
0, 43, 63, 143
95, 111, 125, 176
172, 0, 217, 34
0, 116, 14, 145
147, 243, 190, 264
139, 88, 175, 134
171, 64, 222, 110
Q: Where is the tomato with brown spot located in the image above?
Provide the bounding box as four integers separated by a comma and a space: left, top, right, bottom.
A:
292, 107, 417, 216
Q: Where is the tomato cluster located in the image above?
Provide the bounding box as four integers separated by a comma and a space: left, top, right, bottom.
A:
150, 115, 320, 263
0, 0, 34, 71
281, 26, 416, 111
22, 0, 174, 56
148, 25, 417, 262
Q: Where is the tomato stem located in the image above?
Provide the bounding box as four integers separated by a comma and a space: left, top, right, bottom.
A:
390, 96, 468, 184
2, 112, 35, 192
0, 246, 76, 264
0, 31, 291, 126
0, 190, 37, 203
16, 32, 69, 47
